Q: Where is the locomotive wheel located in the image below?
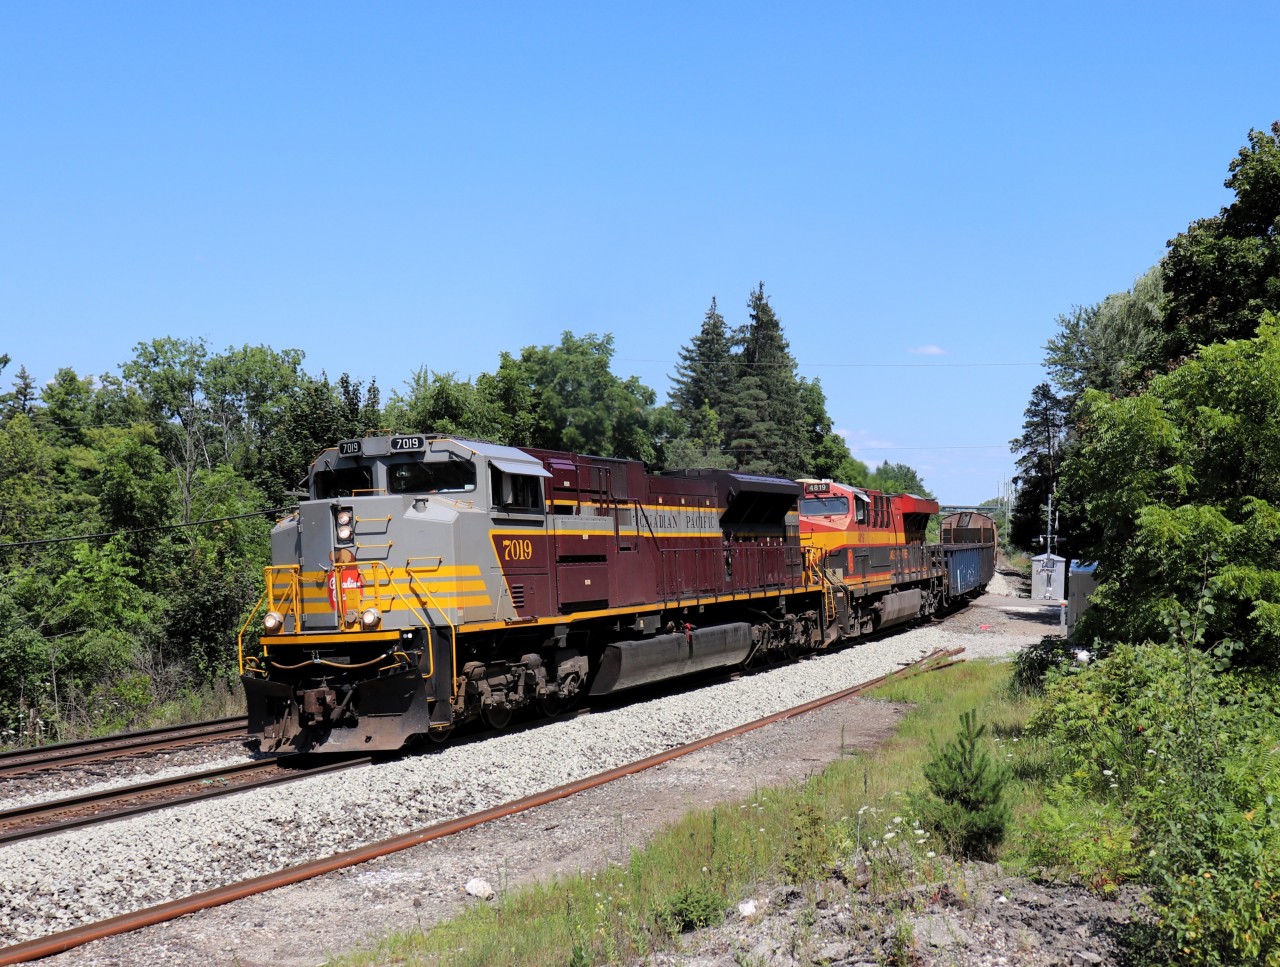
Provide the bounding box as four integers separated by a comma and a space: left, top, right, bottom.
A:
426, 726, 454, 744
537, 692, 578, 718
482, 704, 513, 730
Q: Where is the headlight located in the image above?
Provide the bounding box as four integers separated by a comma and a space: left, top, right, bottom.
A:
336, 524, 354, 542
336, 509, 353, 526
263, 611, 284, 633
360, 607, 381, 630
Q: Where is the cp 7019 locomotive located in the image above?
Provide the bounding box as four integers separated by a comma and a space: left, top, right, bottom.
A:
239, 434, 994, 752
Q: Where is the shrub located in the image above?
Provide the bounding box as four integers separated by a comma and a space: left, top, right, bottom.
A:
655, 882, 725, 934
911, 709, 1010, 860
1022, 789, 1140, 894
1028, 641, 1280, 964
1010, 635, 1078, 695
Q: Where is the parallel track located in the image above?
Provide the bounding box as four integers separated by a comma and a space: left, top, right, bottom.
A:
0, 756, 370, 847
0, 717, 250, 779
0, 647, 965, 966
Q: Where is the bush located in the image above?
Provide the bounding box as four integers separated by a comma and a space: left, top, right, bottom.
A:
1010, 636, 1078, 695
911, 709, 1010, 861
1022, 789, 1141, 894
1028, 642, 1280, 964
656, 882, 725, 934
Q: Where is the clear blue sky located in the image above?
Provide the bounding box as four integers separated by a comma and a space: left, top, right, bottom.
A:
3, 3, 1276, 504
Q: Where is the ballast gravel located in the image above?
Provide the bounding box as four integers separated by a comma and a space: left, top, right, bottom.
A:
0, 615, 1030, 947
0, 749, 256, 815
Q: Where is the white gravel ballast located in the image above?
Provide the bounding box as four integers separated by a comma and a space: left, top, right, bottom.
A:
0, 621, 1018, 945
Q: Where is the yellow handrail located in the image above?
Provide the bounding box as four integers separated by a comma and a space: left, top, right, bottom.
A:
237, 587, 268, 675
406, 567, 458, 699
237, 565, 303, 675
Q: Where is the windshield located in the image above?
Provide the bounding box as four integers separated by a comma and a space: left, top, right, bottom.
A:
799, 495, 849, 517
387, 460, 477, 495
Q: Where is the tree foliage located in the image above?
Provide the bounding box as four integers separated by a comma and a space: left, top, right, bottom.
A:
1161, 122, 1280, 364
662, 282, 884, 486
1061, 319, 1280, 663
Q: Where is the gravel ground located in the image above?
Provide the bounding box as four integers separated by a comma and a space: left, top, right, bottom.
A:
15, 585, 1068, 965
0, 742, 257, 814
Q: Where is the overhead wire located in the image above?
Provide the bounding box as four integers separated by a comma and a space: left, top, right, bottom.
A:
0, 507, 294, 552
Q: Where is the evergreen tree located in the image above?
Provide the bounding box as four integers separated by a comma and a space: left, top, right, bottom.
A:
1009, 382, 1071, 550
1, 366, 38, 419
723, 283, 810, 477
911, 710, 1011, 861
669, 298, 735, 422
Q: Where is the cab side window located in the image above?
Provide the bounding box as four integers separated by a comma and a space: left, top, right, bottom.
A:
491, 467, 544, 512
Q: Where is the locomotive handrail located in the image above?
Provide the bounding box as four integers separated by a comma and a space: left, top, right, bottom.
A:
267, 566, 303, 625
405, 567, 458, 693
236, 587, 269, 675
236, 566, 303, 675
357, 562, 431, 659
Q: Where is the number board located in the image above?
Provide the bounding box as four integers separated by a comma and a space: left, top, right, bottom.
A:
390, 436, 425, 452
804, 481, 830, 494
338, 440, 362, 457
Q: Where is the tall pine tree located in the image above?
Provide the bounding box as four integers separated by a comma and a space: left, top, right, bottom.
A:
723, 283, 810, 477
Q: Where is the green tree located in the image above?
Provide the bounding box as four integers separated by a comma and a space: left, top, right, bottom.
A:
799, 378, 854, 481
509, 332, 656, 459
257, 371, 383, 501
39, 368, 98, 446
0, 414, 59, 550
1045, 266, 1165, 401
867, 460, 931, 497
1, 365, 38, 420
1161, 122, 1280, 364
669, 298, 735, 432
202, 344, 306, 472
1008, 382, 1071, 550
911, 710, 1011, 861
722, 283, 810, 477
1060, 317, 1280, 663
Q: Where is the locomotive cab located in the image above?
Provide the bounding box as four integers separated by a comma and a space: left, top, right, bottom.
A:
241, 434, 558, 753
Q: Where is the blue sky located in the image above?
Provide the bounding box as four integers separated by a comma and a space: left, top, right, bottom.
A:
3, 3, 1277, 504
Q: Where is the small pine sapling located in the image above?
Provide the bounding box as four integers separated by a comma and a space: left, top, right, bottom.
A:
912, 709, 1011, 861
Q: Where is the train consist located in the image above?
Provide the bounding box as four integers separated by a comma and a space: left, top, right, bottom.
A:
239, 434, 995, 753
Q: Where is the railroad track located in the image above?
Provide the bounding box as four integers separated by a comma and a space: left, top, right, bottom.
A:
0, 717, 250, 779
0, 755, 370, 847
0, 647, 965, 966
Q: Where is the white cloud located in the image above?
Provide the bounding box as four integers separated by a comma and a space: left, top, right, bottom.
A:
838, 428, 898, 450
907, 344, 949, 356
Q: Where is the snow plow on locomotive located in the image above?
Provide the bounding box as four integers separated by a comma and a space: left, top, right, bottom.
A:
238, 434, 995, 753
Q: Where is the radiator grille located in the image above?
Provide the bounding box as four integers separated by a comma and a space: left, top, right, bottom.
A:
510, 584, 525, 608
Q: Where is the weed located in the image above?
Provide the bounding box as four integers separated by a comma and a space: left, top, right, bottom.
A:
783, 799, 829, 883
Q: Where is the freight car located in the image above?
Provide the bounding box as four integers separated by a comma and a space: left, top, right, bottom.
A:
239, 435, 994, 753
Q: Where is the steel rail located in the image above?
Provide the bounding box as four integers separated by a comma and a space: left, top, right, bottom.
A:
0, 718, 249, 778
0, 647, 965, 965
0, 757, 372, 847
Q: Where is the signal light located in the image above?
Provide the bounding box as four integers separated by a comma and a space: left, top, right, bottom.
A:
335, 507, 354, 544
